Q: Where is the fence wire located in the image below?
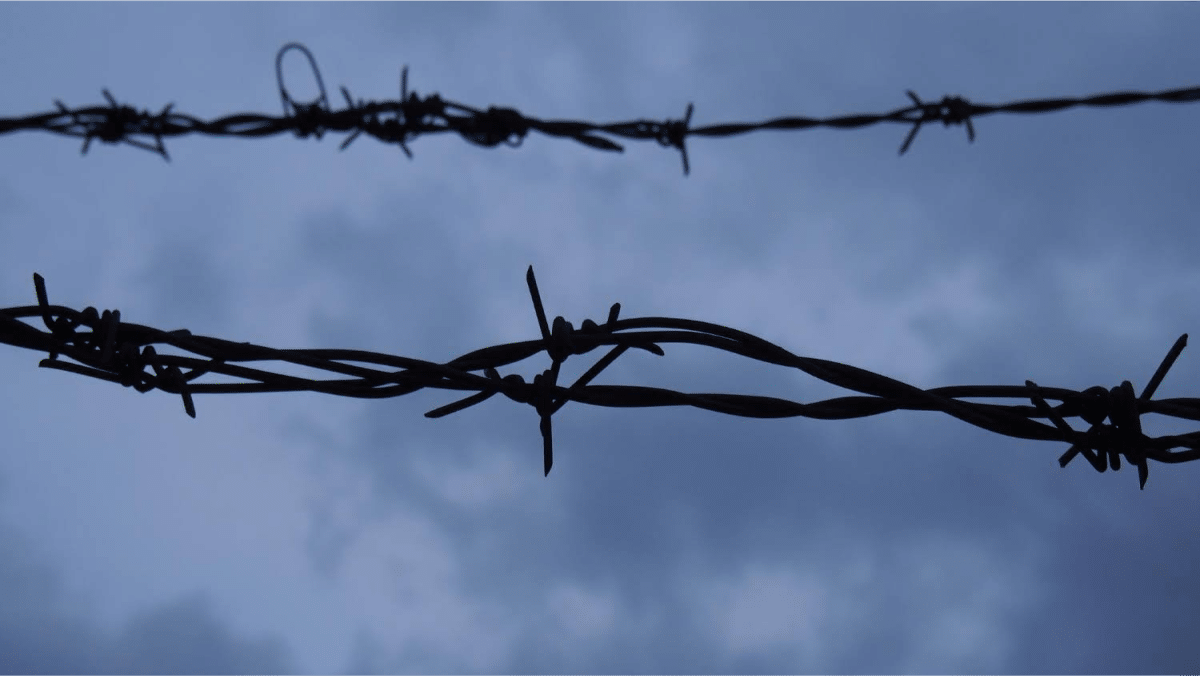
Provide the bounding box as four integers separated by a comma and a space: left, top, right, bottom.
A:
2, 42, 1198, 175
3, 269, 1199, 489
4, 42, 1200, 489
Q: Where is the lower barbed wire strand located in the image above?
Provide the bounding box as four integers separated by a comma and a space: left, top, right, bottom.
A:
4, 270, 1198, 488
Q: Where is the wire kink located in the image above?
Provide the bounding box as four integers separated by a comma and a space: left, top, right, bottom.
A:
4, 270, 1198, 489
3, 42, 1198, 174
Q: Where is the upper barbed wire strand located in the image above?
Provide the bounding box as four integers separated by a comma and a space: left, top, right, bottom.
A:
1, 42, 1196, 174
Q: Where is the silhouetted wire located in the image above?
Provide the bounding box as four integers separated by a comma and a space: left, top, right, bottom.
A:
5, 43, 1200, 489
2, 42, 1198, 174
3, 269, 1199, 488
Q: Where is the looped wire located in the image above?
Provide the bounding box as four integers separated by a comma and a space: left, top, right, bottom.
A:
275, 42, 330, 139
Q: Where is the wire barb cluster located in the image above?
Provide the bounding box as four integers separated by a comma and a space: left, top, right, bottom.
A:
3, 42, 1198, 174
4, 270, 1200, 488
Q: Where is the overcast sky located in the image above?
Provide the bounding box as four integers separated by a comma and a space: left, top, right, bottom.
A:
2, 2, 1200, 673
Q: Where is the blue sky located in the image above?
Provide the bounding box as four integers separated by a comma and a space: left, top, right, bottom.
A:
2, 2, 1200, 673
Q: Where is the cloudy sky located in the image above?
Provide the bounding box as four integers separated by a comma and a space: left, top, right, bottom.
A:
3, 2, 1200, 673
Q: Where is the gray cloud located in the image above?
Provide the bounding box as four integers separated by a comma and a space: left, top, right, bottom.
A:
0, 519, 294, 674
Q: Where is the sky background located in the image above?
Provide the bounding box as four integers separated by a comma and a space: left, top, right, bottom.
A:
2, 2, 1200, 673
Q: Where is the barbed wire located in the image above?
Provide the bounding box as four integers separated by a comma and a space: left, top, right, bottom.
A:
5, 43, 1200, 490
4, 269, 1199, 489
2, 42, 1198, 175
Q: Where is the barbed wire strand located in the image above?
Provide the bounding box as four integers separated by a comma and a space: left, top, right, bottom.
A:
5, 43, 1200, 488
2, 42, 1198, 175
4, 270, 1199, 488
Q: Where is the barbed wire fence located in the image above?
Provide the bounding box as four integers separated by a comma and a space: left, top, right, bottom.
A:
3, 43, 1200, 488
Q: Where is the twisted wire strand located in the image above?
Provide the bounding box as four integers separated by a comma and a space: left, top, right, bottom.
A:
1, 42, 1197, 174
3, 269, 1199, 488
